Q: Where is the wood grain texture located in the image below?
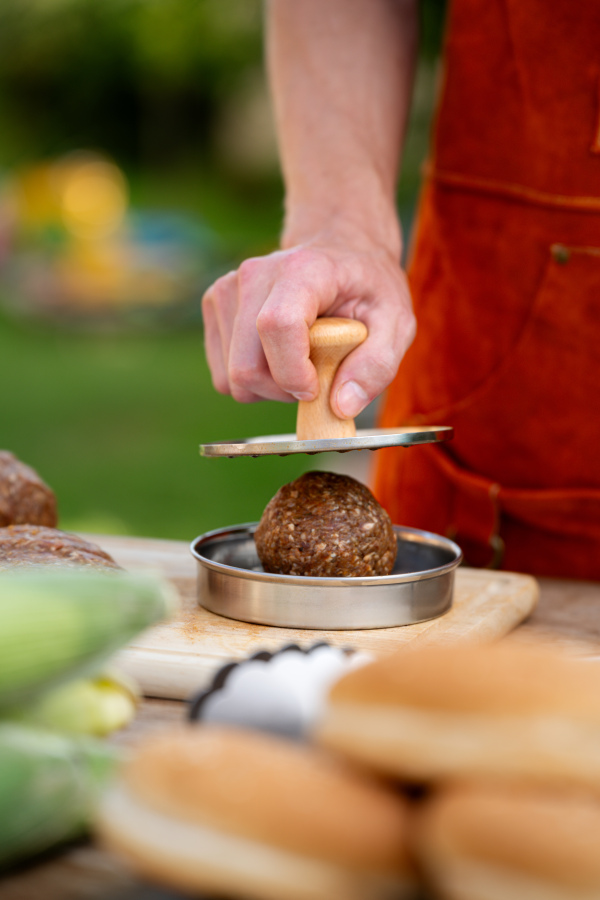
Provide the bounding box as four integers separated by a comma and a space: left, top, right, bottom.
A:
516, 576, 600, 657
296, 318, 367, 440
89, 534, 540, 701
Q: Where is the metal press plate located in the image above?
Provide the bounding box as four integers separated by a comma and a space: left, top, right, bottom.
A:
200, 426, 453, 458
191, 523, 462, 630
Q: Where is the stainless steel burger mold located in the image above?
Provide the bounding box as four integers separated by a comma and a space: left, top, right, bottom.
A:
191, 524, 462, 630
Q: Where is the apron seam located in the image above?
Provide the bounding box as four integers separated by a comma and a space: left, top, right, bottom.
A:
423, 163, 600, 213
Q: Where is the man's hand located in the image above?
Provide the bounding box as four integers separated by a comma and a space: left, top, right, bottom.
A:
202, 238, 415, 420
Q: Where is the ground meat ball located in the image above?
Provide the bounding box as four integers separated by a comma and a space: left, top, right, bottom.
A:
254, 471, 397, 577
0, 525, 120, 571
0, 451, 58, 528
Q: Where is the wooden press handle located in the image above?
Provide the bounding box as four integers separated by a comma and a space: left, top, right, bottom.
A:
296, 317, 368, 440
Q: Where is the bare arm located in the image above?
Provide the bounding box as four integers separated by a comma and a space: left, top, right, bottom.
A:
203, 0, 419, 419
272, 0, 416, 254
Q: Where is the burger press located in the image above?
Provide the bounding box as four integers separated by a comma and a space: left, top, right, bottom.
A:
195, 317, 460, 629
200, 318, 453, 458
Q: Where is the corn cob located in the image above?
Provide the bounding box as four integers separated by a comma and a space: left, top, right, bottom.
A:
0, 721, 118, 869
0, 568, 176, 710
13, 668, 140, 736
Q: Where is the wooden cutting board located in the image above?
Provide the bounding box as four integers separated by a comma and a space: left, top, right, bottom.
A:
93, 535, 539, 701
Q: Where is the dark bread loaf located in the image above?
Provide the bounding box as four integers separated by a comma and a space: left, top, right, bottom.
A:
0, 451, 57, 528
0, 525, 120, 571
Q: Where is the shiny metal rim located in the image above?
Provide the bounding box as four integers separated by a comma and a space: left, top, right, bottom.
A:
190, 523, 463, 586
199, 426, 453, 458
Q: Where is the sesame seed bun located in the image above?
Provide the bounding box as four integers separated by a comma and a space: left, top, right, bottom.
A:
97, 725, 414, 900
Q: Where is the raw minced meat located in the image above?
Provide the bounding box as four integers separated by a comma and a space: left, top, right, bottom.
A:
254, 471, 397, 577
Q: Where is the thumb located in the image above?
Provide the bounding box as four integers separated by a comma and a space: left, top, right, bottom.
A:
330, 310, 416, 419
334, 378, 372, 420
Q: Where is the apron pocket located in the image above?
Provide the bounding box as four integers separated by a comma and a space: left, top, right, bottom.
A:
428, 243, 600, 491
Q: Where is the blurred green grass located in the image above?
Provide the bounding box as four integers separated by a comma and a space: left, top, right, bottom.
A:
0, 312, 312, 540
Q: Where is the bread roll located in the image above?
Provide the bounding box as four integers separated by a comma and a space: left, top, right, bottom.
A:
416, 783, 600, 900
315, 640, 600, 790
0, 451, 57, 527
97, 725, 415, 900
0, 525, 119, 571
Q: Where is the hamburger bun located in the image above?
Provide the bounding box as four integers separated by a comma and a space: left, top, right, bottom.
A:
97, 725, 415, 900
415, 783, 600, 900
315, 640, 600, 790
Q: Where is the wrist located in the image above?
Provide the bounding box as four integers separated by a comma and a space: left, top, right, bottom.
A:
281, 203, 403, 261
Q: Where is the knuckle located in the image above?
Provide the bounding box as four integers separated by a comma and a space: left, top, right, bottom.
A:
229, 363, 259, 391
237, 257, 263, 287
207, 271, 236, 305
283, 247, 331, 281
256, 306, 298, 337
283, 247, 312, 272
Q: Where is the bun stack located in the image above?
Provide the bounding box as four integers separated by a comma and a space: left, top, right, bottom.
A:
97, 725, 415, 900
315, 639, 600, 899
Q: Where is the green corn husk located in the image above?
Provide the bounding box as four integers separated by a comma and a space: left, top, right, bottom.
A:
13, 668, 140, 737
0, 568, 176, 711
0, 721, 118, 870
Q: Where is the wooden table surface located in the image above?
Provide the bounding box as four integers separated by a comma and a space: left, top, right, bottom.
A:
2, 572, 599, 900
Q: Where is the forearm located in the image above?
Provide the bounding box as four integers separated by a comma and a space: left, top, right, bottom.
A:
203, 0, 418, 413
266, 0, 419, 256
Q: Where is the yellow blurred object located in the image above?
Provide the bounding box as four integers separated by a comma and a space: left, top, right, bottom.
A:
13, 152, 127, 240
17, 668, 140, 737
56, 238, 180, 308
5, 150, 201, 316
13, 163, 60, 230
59, 158, 128, 240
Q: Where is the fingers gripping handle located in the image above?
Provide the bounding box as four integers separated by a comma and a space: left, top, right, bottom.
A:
296, 317, 368, 440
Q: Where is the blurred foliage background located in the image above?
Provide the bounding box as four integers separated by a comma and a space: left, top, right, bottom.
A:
0, 0, 446, 540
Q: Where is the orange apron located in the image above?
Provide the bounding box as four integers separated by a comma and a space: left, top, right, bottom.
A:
375, 0, 600, 578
